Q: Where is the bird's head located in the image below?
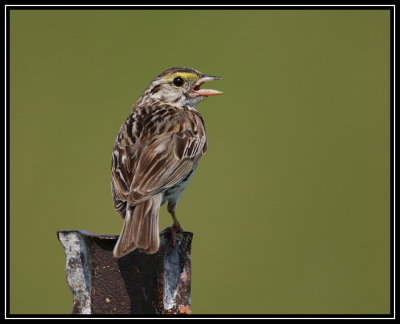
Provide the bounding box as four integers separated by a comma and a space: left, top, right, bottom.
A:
143, 67, 223, 109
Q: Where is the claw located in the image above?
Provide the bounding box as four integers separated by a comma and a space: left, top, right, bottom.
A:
163, 223, 182, 255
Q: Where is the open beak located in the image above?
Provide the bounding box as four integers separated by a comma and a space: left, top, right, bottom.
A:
192, 75, 223, 97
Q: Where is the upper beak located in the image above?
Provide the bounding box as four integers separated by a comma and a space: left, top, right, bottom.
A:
192, 75, 223, 97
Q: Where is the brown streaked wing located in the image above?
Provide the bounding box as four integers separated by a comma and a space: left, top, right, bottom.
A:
111, 115, 142, 217
112, 145, 132, 196
127, 130, 205, 206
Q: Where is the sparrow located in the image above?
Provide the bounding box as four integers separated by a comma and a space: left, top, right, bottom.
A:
111, 67, 223, 258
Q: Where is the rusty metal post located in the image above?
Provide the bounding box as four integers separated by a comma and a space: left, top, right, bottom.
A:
57, 229, 192, 315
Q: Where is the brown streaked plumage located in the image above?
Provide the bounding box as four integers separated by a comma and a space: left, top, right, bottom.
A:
112, 67, 223, 258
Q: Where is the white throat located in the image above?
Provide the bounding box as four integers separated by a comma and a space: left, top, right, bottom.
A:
152, 91, 205, 110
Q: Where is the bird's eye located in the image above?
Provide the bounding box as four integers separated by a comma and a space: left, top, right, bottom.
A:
173, 77, 184, 87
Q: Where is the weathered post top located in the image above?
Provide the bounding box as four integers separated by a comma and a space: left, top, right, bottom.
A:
57, 229, 192, 315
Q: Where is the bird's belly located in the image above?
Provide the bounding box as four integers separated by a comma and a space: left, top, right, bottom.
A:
161, 164, 197, 205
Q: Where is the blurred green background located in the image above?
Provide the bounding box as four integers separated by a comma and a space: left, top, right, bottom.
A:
10, 9, 390, 314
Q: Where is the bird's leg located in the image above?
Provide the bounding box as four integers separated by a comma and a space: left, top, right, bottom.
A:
163, 202, 183, 252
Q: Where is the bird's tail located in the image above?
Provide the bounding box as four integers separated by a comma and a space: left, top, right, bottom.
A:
113, 193, 162, 258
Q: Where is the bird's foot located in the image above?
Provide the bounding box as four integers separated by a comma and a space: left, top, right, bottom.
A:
162, 223, 183, 254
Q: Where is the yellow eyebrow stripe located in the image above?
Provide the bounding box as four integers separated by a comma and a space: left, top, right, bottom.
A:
163, 72, 199, 82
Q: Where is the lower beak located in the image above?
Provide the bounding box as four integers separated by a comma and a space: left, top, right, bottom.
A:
192, 75, 223, 97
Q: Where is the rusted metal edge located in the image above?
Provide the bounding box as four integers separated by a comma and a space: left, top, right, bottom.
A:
57, 229, 118, 240
57, 229, 192, 241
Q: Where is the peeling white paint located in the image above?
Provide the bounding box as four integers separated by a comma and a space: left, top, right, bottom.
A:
163, 243, 180, 310
59, 231, 92, 314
